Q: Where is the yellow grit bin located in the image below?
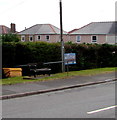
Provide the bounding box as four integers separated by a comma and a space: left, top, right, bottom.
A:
3, 68, 22, 77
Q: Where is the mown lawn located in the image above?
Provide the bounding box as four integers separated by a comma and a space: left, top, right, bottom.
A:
1, 67, 116, 85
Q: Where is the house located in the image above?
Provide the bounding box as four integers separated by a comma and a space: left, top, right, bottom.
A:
68, 21, 117, 44
18, 24, 68, 43
0, 25, 10, 34
0, 23, 16, 34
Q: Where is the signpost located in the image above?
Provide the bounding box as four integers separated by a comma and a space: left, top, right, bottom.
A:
64, 53, 76, 76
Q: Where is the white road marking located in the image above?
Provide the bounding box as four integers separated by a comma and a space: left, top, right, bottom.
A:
87, 105, 117, 114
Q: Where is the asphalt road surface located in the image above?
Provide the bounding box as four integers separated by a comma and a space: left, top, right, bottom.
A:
2, 81, 116, 118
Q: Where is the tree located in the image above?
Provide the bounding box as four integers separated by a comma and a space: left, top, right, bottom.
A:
2, 34, 20, 42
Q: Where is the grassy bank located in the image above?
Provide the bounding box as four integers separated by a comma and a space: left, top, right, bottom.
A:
1, 67, 116, 85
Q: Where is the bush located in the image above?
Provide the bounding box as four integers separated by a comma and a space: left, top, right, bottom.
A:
2, 42, 16, 67
2, 34, 20, 42
2, 42, 117, 73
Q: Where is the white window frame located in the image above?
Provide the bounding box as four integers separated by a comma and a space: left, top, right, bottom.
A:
37, 35, 41, 41
46, 35, 50, 41
29, 36, 33, 42
91, 35, 98, 43
76, 35, 81, 43
21, 35, 25, 42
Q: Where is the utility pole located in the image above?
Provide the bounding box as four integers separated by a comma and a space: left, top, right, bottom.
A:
60, 0, 65, 72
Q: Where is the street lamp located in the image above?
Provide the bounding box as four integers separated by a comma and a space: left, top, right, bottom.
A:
59, 0, 65, 72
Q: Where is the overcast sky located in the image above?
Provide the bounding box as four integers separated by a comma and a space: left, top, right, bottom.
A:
0, 0, 116, 32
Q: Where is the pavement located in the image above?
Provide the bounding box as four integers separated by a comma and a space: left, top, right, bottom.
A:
1, 72, 117, 100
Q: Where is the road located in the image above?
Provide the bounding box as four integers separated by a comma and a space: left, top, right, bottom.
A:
2, 81, 116, 118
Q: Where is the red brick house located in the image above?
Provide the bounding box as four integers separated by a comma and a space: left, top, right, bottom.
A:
0, 23, 16, 34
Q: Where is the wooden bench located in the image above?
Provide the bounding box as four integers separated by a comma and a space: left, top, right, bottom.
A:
30, 67, 51, 77
18, 64, 51, 78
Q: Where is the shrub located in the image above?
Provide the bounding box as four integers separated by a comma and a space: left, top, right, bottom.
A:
2, 34, 20, 42
2, 42, 117, 73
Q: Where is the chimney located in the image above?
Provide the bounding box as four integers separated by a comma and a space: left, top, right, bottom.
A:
10, 23, 16, 33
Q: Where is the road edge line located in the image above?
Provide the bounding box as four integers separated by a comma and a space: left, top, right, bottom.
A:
1, 78, 117, 100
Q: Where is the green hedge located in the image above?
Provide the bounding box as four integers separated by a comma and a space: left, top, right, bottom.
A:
65, 43, 117, 71
2, 42, 117, 73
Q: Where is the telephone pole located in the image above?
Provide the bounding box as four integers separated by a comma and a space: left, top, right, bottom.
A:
60, 0, 65, 72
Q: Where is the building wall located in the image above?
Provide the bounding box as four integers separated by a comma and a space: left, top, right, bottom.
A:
98, 35, 106, 44
106, 35, 116, 44
19, 34, 116, 44
63, 35, 70, 42
25, 35, 30, 42
69, 34, 106, 44
19, 34, 69, 43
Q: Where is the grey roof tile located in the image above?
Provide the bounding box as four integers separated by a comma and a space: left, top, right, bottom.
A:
69, 21, 117, 35
18, 24, 68, 35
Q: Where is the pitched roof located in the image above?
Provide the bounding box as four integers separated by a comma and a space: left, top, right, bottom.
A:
69, 21, 117, 35
18, 24, 68, 35
0, 25, 11, 34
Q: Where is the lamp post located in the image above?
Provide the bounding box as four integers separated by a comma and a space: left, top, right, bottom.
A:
59, 0, 65, 72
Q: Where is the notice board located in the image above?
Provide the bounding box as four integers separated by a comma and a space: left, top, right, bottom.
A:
64, 53, 76, 65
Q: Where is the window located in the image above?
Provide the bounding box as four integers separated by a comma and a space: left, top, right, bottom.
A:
76, 36, 81, 42
21, 35, 25, 42
38, 35, 41, 40
46, 35, 50, 41
29, 36, 33, 42
92, 36, 97, 43
35, 35, 41, 41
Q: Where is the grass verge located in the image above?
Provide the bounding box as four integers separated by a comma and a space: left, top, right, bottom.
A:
1, 67, 116, 85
